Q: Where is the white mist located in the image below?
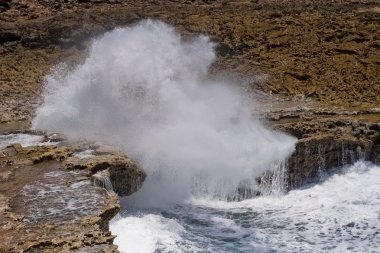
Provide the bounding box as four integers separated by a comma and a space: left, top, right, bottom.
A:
33, 20, 296, 207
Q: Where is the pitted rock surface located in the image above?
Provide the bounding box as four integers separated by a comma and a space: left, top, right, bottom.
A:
0, 137, 145, 252
0, 0, 379, 123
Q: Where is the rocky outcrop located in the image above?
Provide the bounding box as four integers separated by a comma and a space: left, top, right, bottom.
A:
0, 0, 379, 250
372, 140, 380, 164
63, 147, 146, 196
274, 118, 380, 189
286, 136, 364, 189
0, 135, 145, 252
0, 0, 379, 123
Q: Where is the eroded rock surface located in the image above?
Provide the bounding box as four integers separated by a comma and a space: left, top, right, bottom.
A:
63, 145, 146, 196
274, 117, 380, 189
0, 134, 145, 252
0, 0, 379, 251
0, 0, 379, 123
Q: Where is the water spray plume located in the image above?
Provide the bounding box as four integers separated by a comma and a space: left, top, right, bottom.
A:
33, 20, 297, 207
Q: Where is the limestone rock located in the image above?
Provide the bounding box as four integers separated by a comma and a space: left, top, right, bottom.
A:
0, 136, 146, 252
274, 119, 380, 189
1, 0, 379, 122
63, 147, 146, 196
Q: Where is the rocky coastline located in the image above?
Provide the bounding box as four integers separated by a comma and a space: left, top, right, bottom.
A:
0, 132, 145, 252
0, 117, 379, 252
0, 0, 379, 252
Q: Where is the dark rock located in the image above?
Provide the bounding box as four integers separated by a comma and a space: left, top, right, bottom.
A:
0, 0, 11, 12
274, 119, 380, 189
0, 31, 21, 44
285, 71, 312, 81
371, 135, 380, 165
286, 135, 365, 189
78, 0, 104, 3
63, 147, 146, 196
334, 47, 360, 55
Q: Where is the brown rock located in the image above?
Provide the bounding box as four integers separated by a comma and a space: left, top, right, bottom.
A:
0, 0, 379, 122
0, 138, 146, 252
272, 118, 380, 189
63, 148, 146, 196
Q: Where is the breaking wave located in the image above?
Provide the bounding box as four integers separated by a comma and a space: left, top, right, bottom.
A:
33, 20, 296, 206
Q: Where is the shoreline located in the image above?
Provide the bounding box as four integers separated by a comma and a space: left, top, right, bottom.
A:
0, 0, 379, 251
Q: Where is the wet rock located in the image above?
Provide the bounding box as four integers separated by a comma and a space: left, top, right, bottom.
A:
371, 146, 380, 164
370, 131, 380, 164
286, 135, 364, 189
32, 146, 73, 163
274, 119, 380, 189
0, 0, 379, 249
44, 132, 66, 142
0, 136, 146, 252
63, 149, 146, 196
92, 169, 115, 194
0, 145, 120, 252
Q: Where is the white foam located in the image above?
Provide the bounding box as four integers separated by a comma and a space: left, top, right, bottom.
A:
33, 20, 296, 206
112, 161, 380, 252
21, 170, 107, 223
73, 149, 94, 159
190, 161, 380, 252
210, 216, 241, 231
0, 133, 45, 149
110, 214, 197, 253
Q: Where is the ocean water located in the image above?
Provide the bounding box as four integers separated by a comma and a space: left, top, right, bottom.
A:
0, 133, 55, 149
110, 161, 380, 253
29, 19, 380, 253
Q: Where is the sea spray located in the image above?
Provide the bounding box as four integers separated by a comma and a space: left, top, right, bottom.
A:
33, 20, 297, 206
